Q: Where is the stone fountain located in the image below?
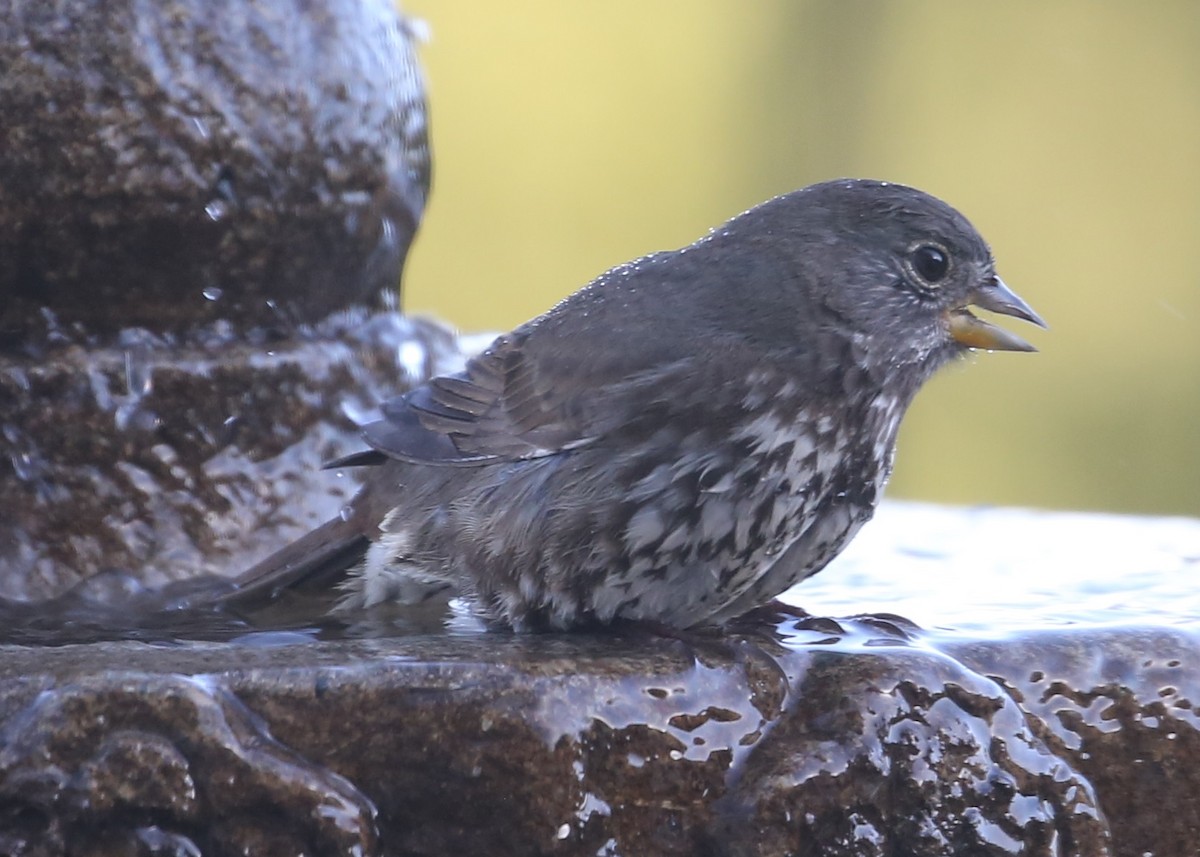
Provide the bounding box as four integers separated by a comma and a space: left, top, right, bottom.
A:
0, 3, 1196, 855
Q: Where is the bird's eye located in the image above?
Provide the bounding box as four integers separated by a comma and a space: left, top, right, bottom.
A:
909, 244, 950, 285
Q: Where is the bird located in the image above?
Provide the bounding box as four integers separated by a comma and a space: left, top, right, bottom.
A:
222, 179, 1044, 631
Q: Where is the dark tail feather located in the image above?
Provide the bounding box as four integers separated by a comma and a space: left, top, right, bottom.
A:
212, 516, 370, 612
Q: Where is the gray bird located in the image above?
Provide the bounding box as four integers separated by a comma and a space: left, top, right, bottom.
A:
224, 179, 1044, 631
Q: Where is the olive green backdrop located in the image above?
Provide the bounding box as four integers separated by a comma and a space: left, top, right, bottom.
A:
399, 1, 1200, 516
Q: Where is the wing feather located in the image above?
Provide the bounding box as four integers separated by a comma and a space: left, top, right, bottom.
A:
357, 331, 600, 466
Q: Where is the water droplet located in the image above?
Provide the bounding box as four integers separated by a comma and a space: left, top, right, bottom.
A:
402, 16, 431, 43
339, 189, 371, 207
114, 403, 161, 433
397, 341, 426, 380
380, 217, 397, 249
339, 505, 354, 522
39, 307, 68, 342
190, 116, 210, 139
10, 451, 42, 481
204, 199, 229, 222
212, 167, 238, 205
2, 367, 31, 393
202, 286, 223, 302
124, 348, 153, 397
86, 367, 114, 411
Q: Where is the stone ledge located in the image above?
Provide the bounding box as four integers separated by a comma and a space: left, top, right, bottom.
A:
1, 618, 1194, 856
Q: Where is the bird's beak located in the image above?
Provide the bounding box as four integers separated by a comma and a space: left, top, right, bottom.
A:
946, 276, 1047, 352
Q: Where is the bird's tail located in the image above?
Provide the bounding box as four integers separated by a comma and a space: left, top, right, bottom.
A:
211, 515, 371, 612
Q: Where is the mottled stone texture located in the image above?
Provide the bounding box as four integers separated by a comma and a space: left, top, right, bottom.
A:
0, 0, 428, 342
1, 619, 1194, 856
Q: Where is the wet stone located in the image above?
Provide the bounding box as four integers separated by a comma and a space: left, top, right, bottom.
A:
0, 313, 464, 603
947, 628, 1200, 857
714, 643, 1108, 856
0, 0, 429, 343
0, 0, 440, 604
2, 613, 1197, 856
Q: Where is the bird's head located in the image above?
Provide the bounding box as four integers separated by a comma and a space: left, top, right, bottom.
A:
712, 179, 1046, 390
796, 179, 1045, 378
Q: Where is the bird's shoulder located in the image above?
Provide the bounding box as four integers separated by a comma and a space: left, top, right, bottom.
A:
358, 323, 693, 467
353, 247, 829, 468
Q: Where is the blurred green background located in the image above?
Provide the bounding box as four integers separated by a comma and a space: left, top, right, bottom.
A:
399, 1, 1200, 517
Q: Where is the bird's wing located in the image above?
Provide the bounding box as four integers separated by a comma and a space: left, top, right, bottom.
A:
360, 330, 617, 466
351, 249, 771, 468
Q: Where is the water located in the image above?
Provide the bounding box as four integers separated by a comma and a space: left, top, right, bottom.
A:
787, 501, 1200, 636
1, 501, 1196, 648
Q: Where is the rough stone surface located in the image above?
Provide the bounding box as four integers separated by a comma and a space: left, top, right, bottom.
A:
715, 641, 1107, 856
0, 0, 440, 601
0, 0, 428, 343
0, 314, 463, 602
0, 671, 379, 855
3, 615, 1195, 856
948, 629, 1200, 857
